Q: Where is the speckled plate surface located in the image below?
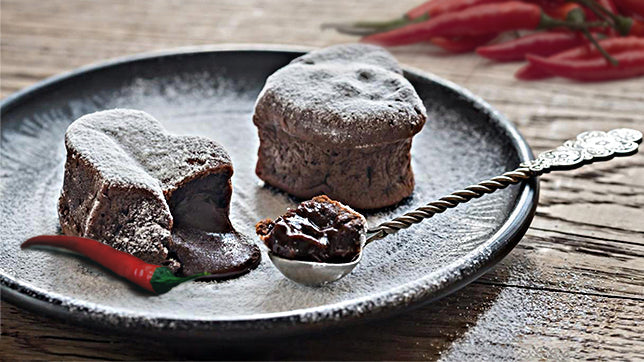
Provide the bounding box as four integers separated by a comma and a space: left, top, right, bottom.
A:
0, 45, 538, 339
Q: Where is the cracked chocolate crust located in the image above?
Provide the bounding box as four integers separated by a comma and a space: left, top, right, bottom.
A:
253, 44, 426, 209
58, 109, 258, 275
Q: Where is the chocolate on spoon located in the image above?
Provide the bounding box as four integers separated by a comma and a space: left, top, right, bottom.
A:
257, 128, 642, 286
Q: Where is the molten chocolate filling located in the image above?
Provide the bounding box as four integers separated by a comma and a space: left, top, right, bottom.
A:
168, 174, 260, 278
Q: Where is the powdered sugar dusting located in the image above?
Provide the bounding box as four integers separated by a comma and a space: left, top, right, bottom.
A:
0, 49, 531, 335
67, 109, 231, 193
255, 44, 427, 147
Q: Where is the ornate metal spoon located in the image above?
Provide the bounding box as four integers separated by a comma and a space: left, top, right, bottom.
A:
268, 128, 642, 286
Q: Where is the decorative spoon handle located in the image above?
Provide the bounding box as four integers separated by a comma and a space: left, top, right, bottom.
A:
366, 128, 642, 243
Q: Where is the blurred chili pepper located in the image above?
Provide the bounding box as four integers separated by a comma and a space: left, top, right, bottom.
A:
543, 2, 585, 20
575, 0, 632, 34
324, 16, 424, 36
526, 50, 644, 81
573, 0, 617, 20
592, 0, 619, 34
516, 59, 566, 79
613, 0, 644, 18
626, 18, 644, 35
331, 0, 510, 36
407, 0, 510, 20
597, 0, 619, 14
406, 0, 449, 20
362, 2, 569, 46
476, 31, 589, 61
431, 34, 498, 53
517, 36, 644, 79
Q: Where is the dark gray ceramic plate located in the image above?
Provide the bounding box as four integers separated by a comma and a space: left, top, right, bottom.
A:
0, 45, 538, 339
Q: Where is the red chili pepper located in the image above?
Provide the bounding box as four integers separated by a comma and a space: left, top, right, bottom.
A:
528, 0, 566, 7
519, 37, 644, 80
581, 0, 622, 34
598, 0, 622, 34
530, 0, 616, 22
613, 0, 644, 18
543, 2, 585, 20
363, 2, 561, 47
407, 0, 509, 20
22, 235, 206, 294
627, 18, 644, 36
406, 0, 449, 20
544, 2, 620, 37
330, 0, 509, 36
562, 0, 614, 21
597, 0, 619, 14
476, 31, 589, 61
516, 36, 644, 79
526, 50, 644, 81
431, 33, 498, 53
515, 61, 554, 80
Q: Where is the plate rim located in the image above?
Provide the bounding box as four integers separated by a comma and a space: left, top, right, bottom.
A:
0, 44, 539, 338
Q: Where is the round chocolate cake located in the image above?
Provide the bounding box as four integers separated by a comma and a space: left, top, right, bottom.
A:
58, 109, 260, 278
253, 44, 427, 209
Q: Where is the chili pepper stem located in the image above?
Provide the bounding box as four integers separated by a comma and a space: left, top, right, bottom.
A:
573, 0, 633, 35
564, 5, 617, 65
354, 14, 427, 29
321, 24, 380, 36
614, 16, 635, 36
575, 0, 612, 21
574, 0, 615, 19
538, 13, 606, 30
542, 8, 618, 65
150, 268, 209, 294
583, 28, 619, 65
322, 14, 428, 36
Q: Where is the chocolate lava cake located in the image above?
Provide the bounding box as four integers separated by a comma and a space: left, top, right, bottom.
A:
256, 195, 367, 263
58, 109, 260, 278
253, 44, 427, 210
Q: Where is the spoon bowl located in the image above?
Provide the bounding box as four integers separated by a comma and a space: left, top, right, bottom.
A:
268, 252, 361, 287
267, 234, 366, 286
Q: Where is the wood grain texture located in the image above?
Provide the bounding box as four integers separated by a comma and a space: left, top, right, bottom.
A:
1, 0, 643, 360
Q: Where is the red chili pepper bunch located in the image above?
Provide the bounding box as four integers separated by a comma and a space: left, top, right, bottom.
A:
326, 0, 644, 82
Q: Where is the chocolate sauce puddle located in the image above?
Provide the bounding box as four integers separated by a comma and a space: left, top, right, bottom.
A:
169, 226, 261, 280
168, 179, 261, 280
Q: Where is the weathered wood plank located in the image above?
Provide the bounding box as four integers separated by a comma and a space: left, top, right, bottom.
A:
480, 228, 644, 299
1, 0, 643, 359
3, 284, 643, 361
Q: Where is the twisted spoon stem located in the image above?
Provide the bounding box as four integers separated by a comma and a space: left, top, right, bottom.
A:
366, 128, 642, 244
366, 167, 534, 243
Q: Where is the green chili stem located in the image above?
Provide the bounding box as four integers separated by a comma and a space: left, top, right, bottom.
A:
575, 0, 612, 21
150, 268, 209, 294
539, 12, 605, 30
571, 0, 632, 35
539, 12, 617, 65
322, 14, 429, 36
573, 0, 613, 19
583, 28, 619, 65
353, 16, 416, 29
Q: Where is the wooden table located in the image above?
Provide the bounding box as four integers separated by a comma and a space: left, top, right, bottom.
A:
2, 0, 643, 360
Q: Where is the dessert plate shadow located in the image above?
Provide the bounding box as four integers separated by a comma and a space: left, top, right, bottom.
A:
0, 45, 538, 340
